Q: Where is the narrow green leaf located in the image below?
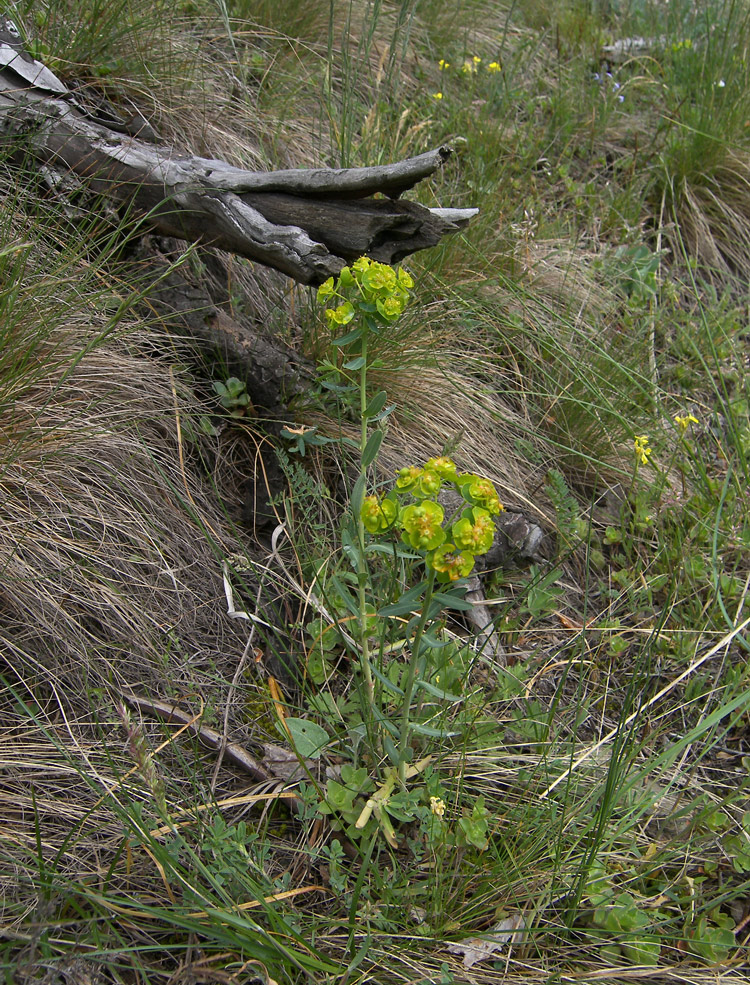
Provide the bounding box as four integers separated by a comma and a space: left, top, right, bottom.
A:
367, 402, 396, 424
378, 580, 428, 616
379, 597, 419, 617
418, 630, 452, 650
433, 590, 475, 612
371, 663, 405, 696
332, 326, 363, 347
320, 379, 357, 393
361, 430, 383, 468
329, 574, 360, 616
383, 732, 400, 766
416, 679, 465, 703
363, 390, 388, 418
409, 722, 460, 738
351, 473, 366, 518
340, 536, 362, 571
343, 356, 366, 370
366, 543, 421, 560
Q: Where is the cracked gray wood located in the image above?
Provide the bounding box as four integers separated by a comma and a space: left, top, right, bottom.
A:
0, 35, 476, 284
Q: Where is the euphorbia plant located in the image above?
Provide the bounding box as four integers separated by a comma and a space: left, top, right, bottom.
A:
317, 257, 415, 712
361, 457, 503, 775
317, 260, 504, 786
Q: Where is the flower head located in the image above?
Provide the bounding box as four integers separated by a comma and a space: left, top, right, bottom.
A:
396, 465, 423, 492
634, 434, 652, 465
488, 61, 501, 73
425, 456, 458, 480
317, 277, 335, 302
361, 495, 398, 534
428, 543, 475, 582
324, 301, 355, 325
401, 501, 446, 551
458, 474, 504, 515
438, 59, 450, 70
432, 91, 443, 100
451, 507, 496, 555
361, 262, 398, 296
415, 468, 442, 498
674, 412, 698, 433
397, 267, 414, 290
376, 294, 405, 322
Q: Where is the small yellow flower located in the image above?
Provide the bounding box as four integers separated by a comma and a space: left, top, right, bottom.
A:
674, 412, 698, 433
472, 55, 482, 65
430, 796, 446, 818
438, 59, 450, 70
432, 91, 443, 100
488, 61, 502, 73
634, 434, 652, 465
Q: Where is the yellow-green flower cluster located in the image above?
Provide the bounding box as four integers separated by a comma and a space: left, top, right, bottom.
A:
458, 474, 504, 515
360, 457, 504, 583
451, 506, 496, 554
401, 501, 446, 550
429, 543, 475, 582
361, 495, 398, 534
317, 256, 413, 327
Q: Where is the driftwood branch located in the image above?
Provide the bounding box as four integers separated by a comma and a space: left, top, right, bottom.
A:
0, 20, 476, 283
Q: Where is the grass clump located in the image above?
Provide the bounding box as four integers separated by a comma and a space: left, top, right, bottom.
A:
2, 0, 750, 983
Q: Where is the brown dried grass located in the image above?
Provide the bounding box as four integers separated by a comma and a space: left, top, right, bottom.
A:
0, 322, 253, 693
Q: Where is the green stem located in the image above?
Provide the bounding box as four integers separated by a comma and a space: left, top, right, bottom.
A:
397, 566, 436, 781
355, 335, 375, 707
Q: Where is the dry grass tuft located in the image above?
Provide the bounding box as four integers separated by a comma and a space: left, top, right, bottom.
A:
513, 238, 616, 323
672, 148, 750, 283
0, 307, 253, 698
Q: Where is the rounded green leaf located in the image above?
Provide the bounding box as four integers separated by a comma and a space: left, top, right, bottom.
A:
281, 718, 330, 759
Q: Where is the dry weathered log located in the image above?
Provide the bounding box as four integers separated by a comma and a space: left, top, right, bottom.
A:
0, 18, 476, 284
130, 236, 314, 419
